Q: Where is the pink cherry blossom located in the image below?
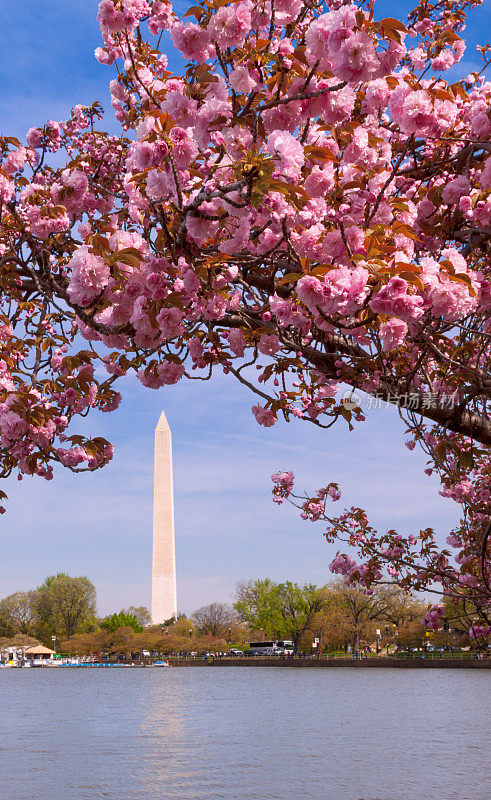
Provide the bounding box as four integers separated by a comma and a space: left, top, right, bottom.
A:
379, 319, 408, 351
67, 246, 111, 307
258, 334, 281, 356
148, 1, 173, 35
171, 22, 214, 63
252, 404, 276, 427
207, 3, 251, 50
442, 175, 471, 205
266, 130, 305, 178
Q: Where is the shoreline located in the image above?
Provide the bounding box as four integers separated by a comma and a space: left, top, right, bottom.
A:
167, 656, 490, 669
2, 657, 489, 670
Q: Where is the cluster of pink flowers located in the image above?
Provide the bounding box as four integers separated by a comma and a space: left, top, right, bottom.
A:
67, 246, 111, 307
300, 498, 325, 521
329, 553, 358, 576
420, 253, 480, 322
171, 22, 214, 63
305, 5, 386, 83
97, 0, 152, 37
369, 276, 424, 323
469, 625, 491, 639
431, 39, 466, 72
148, 0, 172, 35
137, 361, 185, 388
297, 267, 369, 319
252, 405, 276, 427
170, 1, 251, 61
0, 174, 14, 204
271, 470, 295, 504
266, 130, 305, 179
389, 83, 458, 137
422, 605, 445, 630
207, 2, 251, 50
26, 120, 62, 151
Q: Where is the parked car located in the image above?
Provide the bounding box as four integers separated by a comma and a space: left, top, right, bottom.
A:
228, 649, 243, 657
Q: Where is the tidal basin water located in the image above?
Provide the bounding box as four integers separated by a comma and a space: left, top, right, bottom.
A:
0, 667, 489, 800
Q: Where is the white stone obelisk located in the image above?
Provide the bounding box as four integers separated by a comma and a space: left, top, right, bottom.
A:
151, 411, 177, 624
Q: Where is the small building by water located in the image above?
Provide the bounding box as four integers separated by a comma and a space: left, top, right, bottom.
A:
24, 645, 55, 665
1, 644, 55, 666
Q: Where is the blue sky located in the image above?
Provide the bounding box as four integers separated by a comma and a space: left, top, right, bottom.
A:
0, 0, 489, 615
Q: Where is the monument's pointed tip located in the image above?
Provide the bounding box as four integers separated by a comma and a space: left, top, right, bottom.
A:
156, 410, 170, 431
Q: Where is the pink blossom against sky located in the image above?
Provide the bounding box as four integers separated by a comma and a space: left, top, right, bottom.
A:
0, 0, 489, 614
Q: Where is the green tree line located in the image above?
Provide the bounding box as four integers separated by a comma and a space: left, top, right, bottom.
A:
0, 574, 148, 648
0, 575, 474, 657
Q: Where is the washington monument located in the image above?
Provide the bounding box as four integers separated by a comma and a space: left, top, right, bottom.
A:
151, 411, 177, 624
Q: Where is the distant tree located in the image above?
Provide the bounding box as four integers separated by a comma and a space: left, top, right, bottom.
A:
327, 582, 395, 654
432, 594, 485, 650
101, 611, 143, 633
153, 631, 192, 655
235, 579, 326, 654
275, 582, 326, 654
102, 627, 141, 655
60, 630, 104, 656
308, 588, 352, 652
0, 611, 14, 638
161, 615, 176, 627
171, 615, 196, 638
61, 627, 136, 657
36, 574, 97, 640
234, 579, 284, 638
0, 591, 38, 635
373, 586, 427, 649
311, 605, 353, 653
190, 633, 228, 655
33, 576, 59, 642
376, 586, 426, 630
395, 619, 428, 650
192, 603, 237, 638
125, 606, 151, 627
0, 634, 41, 649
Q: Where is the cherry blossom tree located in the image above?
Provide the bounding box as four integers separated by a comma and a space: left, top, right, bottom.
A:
272, 470, 490, 647
0, 0, 489, 638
